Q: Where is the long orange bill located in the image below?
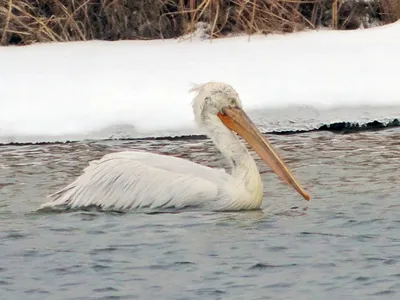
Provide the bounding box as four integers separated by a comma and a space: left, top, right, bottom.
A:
218, 107, 310, 201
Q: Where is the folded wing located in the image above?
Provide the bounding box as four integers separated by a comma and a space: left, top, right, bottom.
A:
41, 151, 233, 211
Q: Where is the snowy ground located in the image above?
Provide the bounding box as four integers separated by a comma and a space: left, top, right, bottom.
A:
1, 21, 399, 144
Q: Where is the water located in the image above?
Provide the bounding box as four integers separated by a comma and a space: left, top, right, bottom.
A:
0, 129, 399, 299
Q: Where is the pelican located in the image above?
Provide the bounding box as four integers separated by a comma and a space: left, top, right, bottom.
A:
40, 82, 310, 211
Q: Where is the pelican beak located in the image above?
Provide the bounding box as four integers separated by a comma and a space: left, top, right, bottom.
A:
218, 107, 310, 201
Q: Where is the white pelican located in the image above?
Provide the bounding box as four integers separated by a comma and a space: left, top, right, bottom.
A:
41, 82, 310, 211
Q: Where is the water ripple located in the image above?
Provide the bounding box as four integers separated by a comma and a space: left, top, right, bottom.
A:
0, 129, 399, 299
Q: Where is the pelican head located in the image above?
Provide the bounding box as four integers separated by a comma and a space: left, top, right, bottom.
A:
191, 82, 310, 201
191, 82, 243, 121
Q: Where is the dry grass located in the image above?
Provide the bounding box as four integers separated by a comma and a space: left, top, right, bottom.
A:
0, 0, 398, 46
380, 0, 400, 22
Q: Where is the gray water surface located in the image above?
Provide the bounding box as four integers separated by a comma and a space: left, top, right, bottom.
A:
0, 130, 399, 299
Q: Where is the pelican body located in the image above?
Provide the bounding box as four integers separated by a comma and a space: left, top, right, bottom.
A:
41, 82, 310, 211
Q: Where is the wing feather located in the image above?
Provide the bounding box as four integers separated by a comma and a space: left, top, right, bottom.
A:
41, 151, 232, 211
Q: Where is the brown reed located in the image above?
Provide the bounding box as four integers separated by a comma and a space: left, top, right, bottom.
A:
0, 0, 397, 46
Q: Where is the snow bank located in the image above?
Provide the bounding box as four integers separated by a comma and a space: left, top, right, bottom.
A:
1, 22, 399, 144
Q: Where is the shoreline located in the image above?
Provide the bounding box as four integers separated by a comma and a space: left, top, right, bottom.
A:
2, 117, 399, 146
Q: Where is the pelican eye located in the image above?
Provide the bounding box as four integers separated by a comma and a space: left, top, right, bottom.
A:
220, 107, 228, 115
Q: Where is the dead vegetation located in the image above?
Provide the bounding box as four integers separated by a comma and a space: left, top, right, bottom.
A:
0, 0, 399, 46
